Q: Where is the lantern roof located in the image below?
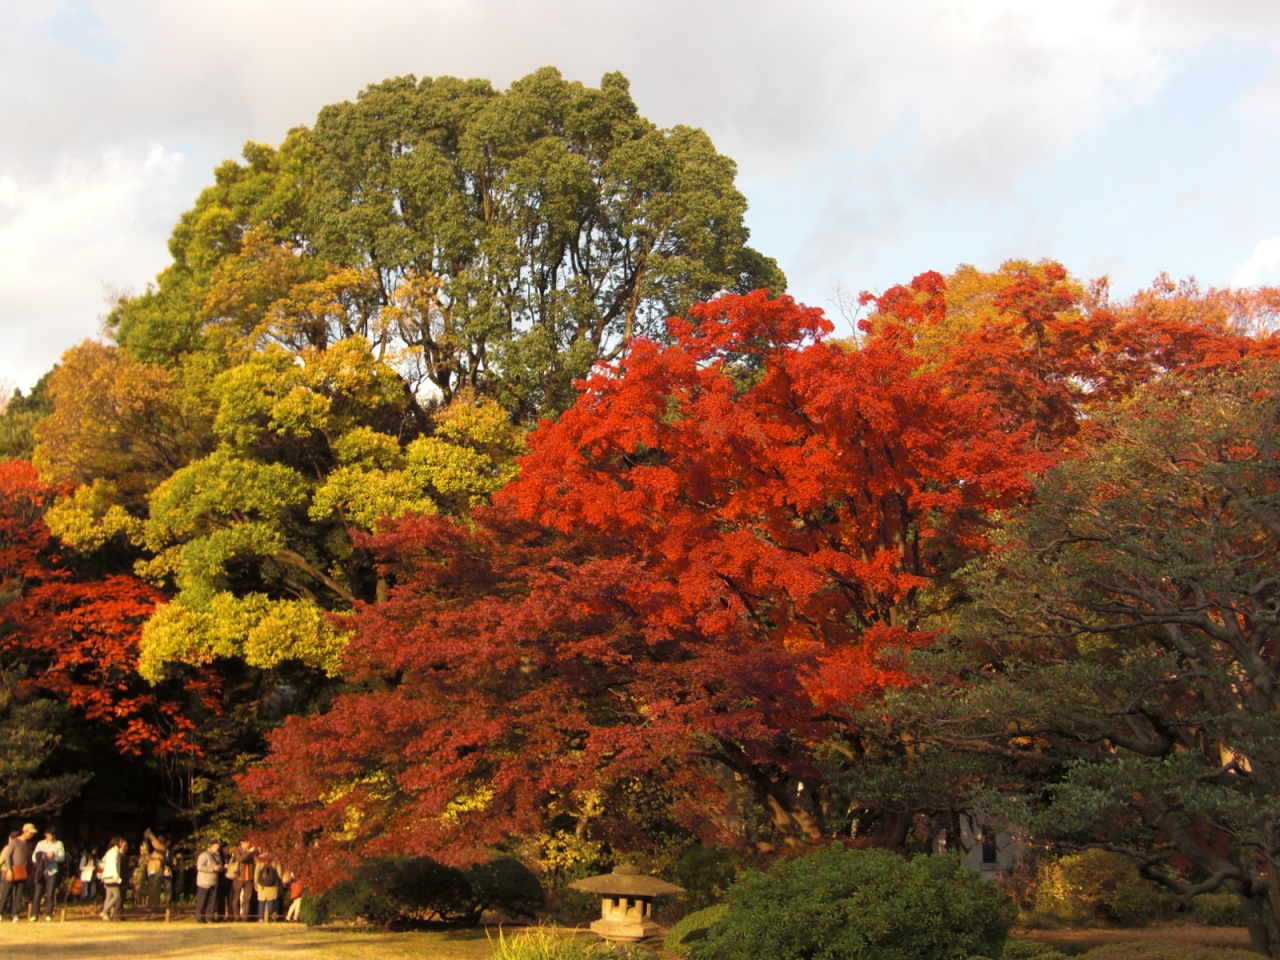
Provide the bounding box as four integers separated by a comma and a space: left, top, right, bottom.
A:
568, 863, 685, 897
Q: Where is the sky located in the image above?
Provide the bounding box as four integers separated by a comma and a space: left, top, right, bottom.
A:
4, 0, 1280, 391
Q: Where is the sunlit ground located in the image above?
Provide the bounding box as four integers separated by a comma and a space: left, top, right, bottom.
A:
0, 917, 509, 960
0, 911, 1254, 959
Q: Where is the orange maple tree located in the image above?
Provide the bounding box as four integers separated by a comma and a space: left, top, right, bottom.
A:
865, 263, 1280, 444
244, 290, 1048, 870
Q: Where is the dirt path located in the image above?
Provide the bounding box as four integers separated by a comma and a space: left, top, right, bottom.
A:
0, 918, 495, 960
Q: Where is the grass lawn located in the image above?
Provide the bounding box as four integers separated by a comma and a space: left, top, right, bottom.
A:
1018, 923, 1254, 954
0, 917, 509, 960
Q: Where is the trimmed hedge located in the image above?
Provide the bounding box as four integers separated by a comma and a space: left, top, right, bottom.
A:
688, 847, 1016, 960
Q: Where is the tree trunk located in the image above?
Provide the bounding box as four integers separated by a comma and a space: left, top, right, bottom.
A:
1238, 889, 1274, 957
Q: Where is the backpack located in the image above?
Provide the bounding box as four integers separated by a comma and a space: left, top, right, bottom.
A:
258, 864, 278, 887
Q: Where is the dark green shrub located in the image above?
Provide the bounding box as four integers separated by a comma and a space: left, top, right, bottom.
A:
1191, 893, 1244, 927
464, 857, 546, 920
689, 847, 1016, 960
1078, 942, 1260, 960
664, 904, 729, 957
302, 856, 474, 927
1002, 941, 1067, 960
671, 847, 752, 911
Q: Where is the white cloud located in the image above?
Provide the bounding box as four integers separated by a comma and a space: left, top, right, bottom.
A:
1234, 235, 1280, 285
0, 143, 186, 387
4, 1, 1280, 387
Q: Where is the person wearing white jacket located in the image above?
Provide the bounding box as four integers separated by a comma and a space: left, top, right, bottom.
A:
99, 837, 126, 921
32, 827, 65, 921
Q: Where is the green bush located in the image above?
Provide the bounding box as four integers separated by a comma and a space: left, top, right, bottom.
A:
671, 847, 751, 911
488, 926, 652, 960
664, 904, 729, 957
303, 855, 548, 928
1078, 942, 1260, 960
301, 856, 477, 927
1191, 892, 1244, 927
1034, 851, 1173, 926
1002, 940, 1070, 960
688, 847, 1016, 960
464, 857, 546, 919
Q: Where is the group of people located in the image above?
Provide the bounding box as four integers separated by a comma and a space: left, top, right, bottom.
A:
0, 824, 73, 922
0, 823, 176, 922
194, 839, 301, 923
0, 825, 301, 923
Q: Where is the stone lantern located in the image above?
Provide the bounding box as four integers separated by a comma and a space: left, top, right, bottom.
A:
568, 863, 685, 942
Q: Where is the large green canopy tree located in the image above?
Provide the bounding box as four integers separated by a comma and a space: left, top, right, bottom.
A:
111, 66, 783, 418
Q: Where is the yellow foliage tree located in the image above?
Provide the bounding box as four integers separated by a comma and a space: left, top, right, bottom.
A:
136, 339, 524, 679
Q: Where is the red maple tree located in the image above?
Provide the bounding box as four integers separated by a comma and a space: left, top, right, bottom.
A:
0, 459, 203, 755
244, 290, 1048, 871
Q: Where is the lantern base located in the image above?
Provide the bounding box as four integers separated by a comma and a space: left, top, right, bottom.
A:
590, 918, 661, 942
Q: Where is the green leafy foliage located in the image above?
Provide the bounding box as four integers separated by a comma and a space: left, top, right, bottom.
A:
110, 68, 783, 421
664, 904, 729, 957
669, 847, 752, 912
1034, 851, 1174, 927
689, 847, 1016, 960
0, 669, 90, 817
110, 144, 307, 363
1192, 894, 1245, 927
0, 374, 52, 463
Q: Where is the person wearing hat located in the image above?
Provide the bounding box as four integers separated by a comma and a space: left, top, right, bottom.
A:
0, 824, 37, 922
32, 826, 65, 922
